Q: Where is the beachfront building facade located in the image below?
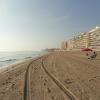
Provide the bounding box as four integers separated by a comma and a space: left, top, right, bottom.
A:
88, 27, 100, 49
67, 39, 74, 50
61, 41, 67, 50
76, 32, 89, 49
67, 32, 89, 50
65, 26, 100, 50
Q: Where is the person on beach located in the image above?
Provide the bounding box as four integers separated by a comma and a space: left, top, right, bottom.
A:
88, 51, 97, 60
86, 52, 89, 56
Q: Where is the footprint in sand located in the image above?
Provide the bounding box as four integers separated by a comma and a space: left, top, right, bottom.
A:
64, 78, 74, 84
89, 75, 100, 82
47, 87, 51, 93
51, 96, 57, 100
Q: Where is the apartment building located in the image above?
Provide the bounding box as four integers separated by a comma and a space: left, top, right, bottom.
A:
88, 27, 100, 49
67, 39, 74, 50
67, 32, 89, 50
61, 41, 67, 50
61, 26, 100, 50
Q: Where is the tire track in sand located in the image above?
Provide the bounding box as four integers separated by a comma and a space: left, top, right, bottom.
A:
41, 56, 80, 100
23, 56, 44, 100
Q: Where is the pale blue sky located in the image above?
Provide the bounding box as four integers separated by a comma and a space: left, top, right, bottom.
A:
0, 0, 100, 51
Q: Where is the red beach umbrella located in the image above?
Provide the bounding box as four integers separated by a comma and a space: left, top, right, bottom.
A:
81, 48, 93, 52
81, 48, 93, 56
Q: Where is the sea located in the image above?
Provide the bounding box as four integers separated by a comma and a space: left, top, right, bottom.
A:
0, 51, 48, 69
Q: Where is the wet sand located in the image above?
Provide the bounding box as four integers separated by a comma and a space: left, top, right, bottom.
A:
0, 51, 100, 100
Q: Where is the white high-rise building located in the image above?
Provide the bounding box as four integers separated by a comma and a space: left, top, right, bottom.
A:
66, 26, 100, 50
88, 26, 100, 49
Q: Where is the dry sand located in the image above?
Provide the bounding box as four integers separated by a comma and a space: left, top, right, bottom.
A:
0, 51, 100, 100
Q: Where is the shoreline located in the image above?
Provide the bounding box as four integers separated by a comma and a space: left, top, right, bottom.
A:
0, 51, 49, 70
0, 53, 49, 74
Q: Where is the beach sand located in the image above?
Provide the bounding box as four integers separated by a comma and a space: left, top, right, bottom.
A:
0, 51, 100, 100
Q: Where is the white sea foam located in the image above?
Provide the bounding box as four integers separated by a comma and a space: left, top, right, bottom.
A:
0, 51, 48, 69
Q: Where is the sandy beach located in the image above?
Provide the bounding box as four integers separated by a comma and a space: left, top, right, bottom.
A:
0, 51, 100, 100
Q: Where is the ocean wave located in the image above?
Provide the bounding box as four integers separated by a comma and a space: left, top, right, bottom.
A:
24, 57, 32, 59
0, 59, 17, 62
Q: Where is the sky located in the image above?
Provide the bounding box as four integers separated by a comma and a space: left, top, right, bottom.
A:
0, 0, 100, 51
